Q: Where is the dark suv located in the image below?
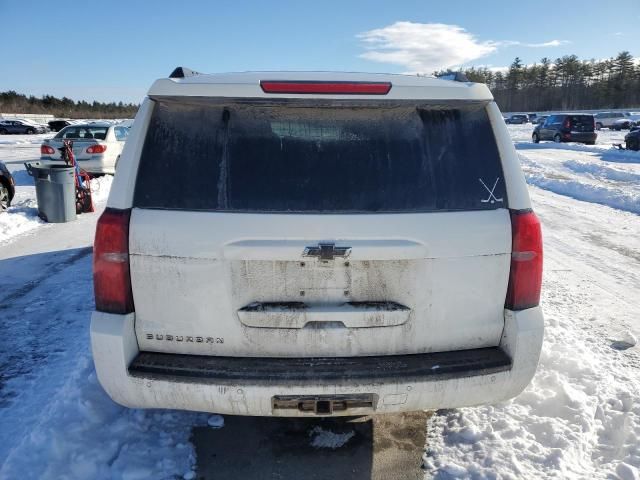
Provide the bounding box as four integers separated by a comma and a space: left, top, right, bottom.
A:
47, 119, 73, 132
532, 114, 596, 145
0, 161, 15, 211
625, 127, 640, 151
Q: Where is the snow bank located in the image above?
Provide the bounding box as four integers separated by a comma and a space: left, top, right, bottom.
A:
89, 174, 113, 203
518, 152, 640, 215
563, 159, 640, 183
525, 170, 640, 214
0, 197, 43, 244
425, 278, 640, 479
510, 125, 640, 218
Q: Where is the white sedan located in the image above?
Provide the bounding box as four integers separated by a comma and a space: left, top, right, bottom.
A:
40, 122, 129, 174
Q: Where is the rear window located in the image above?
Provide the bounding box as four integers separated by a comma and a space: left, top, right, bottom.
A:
134, 97, 507, 213
56, 126, 108, 140
569, 115, 594, 130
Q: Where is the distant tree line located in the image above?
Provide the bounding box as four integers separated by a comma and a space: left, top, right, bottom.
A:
0, 91, 139, 119
437, 51, 640, 112
3, 52, 639, 117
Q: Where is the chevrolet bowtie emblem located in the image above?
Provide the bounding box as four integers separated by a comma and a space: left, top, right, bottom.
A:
303, 243, 351, 261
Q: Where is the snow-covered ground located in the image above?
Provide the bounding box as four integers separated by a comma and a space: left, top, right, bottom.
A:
0, 125, 638, 479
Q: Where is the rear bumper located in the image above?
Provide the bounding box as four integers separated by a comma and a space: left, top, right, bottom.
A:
90, 307, 544, 416
567, 132, 597, 142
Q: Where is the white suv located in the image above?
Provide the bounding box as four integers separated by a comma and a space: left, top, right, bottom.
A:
594, 111, 627, 129
91, 69, 544, 417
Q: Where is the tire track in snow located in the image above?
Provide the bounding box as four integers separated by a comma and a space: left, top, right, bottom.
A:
0, 246, 92, 309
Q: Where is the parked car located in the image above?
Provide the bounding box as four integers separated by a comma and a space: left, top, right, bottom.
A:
625, 127, 640, 151
527, 113, 537, 122
48, 119, 73, 132
505, 114, 529, 124
535, 115, 549, 125
40, 122, 129, 174
91, 69, 544, 418
611, 113, 640, 131
0, 161, 15, 211
594, 111, 627, 130
532, 114, 596, 145
0, 119, 48, 134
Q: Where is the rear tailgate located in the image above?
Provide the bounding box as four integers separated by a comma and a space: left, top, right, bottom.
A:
129, 97, 511, 358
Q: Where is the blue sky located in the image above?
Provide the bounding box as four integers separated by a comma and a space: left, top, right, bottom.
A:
1, 0, 638, 103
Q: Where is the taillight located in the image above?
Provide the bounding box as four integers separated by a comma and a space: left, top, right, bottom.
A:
87, 144, 107, 154
41, 144, 55, 155
260, 80, 392, 95
505, 210, 543, 311
93, 208, 134, 314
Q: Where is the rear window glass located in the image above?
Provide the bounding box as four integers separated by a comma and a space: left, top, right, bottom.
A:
56, 126, 108, 140
569, 116, 594, 129
134, 98, 507, 213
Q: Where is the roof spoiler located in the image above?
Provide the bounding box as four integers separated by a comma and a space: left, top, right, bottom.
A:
169, 67, 200, 79
436, 72, 470, 82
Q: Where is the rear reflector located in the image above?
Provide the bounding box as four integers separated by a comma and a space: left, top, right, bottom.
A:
93, 208, 134, 314
87, 144, 107, 154
260, 80, 392, 95
505, 209, 543, 311
41, 145, 55, 155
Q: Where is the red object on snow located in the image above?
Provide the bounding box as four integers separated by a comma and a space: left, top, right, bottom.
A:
61, 139, 94, 213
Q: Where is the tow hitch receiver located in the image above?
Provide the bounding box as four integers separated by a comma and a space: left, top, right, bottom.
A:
272, 394, 377, 416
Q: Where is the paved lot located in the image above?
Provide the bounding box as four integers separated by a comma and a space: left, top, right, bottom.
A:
193, 411, 430, 480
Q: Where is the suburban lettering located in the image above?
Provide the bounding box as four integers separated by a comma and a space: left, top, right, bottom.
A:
147, 333, 223, 345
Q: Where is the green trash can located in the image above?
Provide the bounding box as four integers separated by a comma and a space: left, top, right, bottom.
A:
25, 162, 77, 223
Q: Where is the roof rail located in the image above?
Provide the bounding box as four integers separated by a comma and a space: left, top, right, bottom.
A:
436, 72, 470, 82
169, 67, 200, 79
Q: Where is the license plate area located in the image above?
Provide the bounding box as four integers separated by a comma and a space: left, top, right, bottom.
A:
272, 394, 377, 416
